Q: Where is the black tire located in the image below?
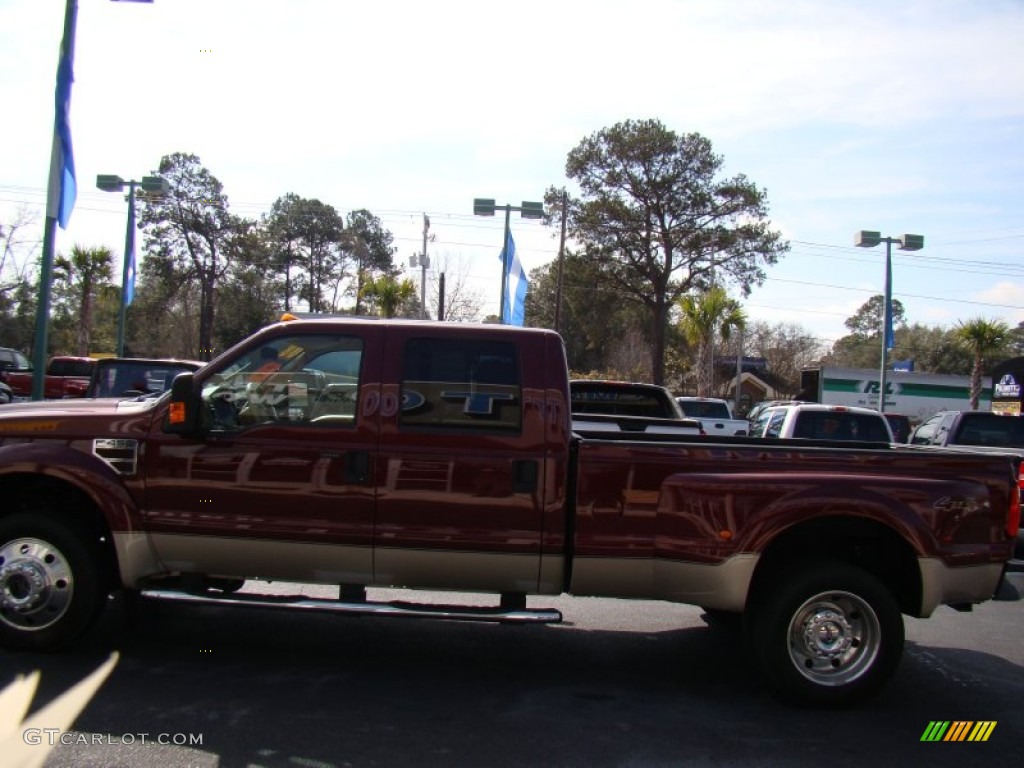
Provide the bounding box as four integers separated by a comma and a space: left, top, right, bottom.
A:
748, 561, 904, 707
0, 514, 107, 651
207, 577, 245, 594
700, 607, 743, 632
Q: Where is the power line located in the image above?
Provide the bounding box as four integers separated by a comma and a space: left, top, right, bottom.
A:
4, 187, 1022, 319
764, 277, 1023, 310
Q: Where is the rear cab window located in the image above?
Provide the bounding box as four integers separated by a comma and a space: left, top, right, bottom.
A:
954, 414, 1024, 448
677, 400, 730, 419
570, 382, 680, 419
399, 338, 521, 433
49, 358, 95, 377
791, 411, 891, 441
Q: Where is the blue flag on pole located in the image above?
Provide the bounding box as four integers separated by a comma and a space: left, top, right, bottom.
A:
47, 45, 76, 229
501, 231, 528, 326
884, 298, 894, 351
125, 217, 136, 306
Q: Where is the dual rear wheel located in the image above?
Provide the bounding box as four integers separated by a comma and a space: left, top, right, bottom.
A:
746, 561, 904, 706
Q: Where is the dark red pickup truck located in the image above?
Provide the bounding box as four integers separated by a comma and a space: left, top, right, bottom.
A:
0, 317, 1019, 705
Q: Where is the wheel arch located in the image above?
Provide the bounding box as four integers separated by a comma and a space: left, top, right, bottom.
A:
748, 514, 922, 617
0, 469, 128, 593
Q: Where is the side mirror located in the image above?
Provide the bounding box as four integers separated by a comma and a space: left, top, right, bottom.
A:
163, 372, 201, 434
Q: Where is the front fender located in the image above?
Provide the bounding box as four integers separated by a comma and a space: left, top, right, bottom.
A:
0, 441, 140, 533
0, 440, 168, 587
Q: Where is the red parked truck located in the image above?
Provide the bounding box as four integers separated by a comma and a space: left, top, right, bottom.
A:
0, 316, 1019, 706
1, 354, 95, 400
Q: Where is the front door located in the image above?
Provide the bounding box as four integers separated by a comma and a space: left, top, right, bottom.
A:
142, 328, 382, 585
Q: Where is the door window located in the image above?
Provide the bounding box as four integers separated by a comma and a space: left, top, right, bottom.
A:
200, 334, 364, 430
764, 408, 787, 438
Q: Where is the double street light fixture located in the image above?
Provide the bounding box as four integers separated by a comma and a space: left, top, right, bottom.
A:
97, 174, 168, 356
854, 230, 925, 414
473, 198, 544, 323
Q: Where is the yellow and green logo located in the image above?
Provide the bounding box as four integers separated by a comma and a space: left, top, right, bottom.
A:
921, 721, 996, 742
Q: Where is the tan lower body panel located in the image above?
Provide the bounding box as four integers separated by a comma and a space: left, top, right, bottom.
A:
113, 532, 164, 588
143, 533, 373, 586
570, 554, 759, 612
133, 534, 558, 595
373, 547, 543, 593
917, 558, 1005, 617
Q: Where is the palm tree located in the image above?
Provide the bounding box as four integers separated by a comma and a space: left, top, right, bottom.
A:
678, 287, 746, 397
359, 275, 416, 318
54, 245, 114, 356
953, 317, 1010, 410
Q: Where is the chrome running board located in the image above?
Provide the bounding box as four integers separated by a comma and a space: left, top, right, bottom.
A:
139, 589, 562, 624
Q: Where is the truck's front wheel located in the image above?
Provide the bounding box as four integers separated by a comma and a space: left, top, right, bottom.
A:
749, 561, 903, 706
0, 514, 106, 651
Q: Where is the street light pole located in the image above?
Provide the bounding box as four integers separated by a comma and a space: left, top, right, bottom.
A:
98, 174, 169, 356
116, 179, 137, 357
855, 230, 925, 413
473, 198, 544, 324
879, 237, 893, 414
499, 204, 512, 322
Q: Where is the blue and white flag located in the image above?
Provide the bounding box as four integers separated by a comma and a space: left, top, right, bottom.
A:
47, 43, 76, 229
501, 231, 528, 326
884, 298, 894, 351
125, 215, 137, 306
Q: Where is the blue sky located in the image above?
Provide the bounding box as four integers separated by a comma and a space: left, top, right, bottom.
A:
1, 0, 1021, 344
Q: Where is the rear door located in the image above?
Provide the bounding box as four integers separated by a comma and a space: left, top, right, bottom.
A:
372, 325, 555, 593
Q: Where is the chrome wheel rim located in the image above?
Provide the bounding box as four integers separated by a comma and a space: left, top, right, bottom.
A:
787, 589, 880, 687
0, 537, 74, 632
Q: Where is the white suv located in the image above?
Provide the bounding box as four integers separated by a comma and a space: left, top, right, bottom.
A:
750, 403, 894, 442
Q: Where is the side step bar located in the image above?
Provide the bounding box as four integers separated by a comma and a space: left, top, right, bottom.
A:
139, 589, 563, 624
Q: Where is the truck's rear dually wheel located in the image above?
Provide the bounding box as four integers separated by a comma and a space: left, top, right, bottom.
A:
749, 561, 904, 706
0, 514, 105, 650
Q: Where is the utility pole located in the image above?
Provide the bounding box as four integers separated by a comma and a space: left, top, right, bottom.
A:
421, 214, 429, 319
554, 189, 568, 334
410, 214, 431, 319
733, 327, 744, 415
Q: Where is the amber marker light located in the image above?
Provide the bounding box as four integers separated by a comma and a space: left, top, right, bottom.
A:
169, 402, 186, 424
